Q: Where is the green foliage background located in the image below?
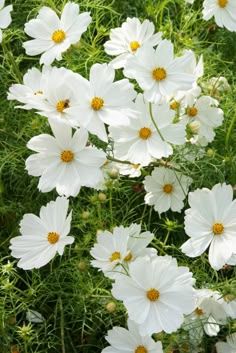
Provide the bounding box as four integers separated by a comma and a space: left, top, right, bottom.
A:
0, 0, 236, 352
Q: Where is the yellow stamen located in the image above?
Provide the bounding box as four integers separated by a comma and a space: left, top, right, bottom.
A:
124, 252, 132, 262
218, 0, 228, 7
188, 107, 198, 117
132, 164, 140, 169
52, 29, 66, 43
130, 41, 140, 52
195, 308, 204, 316
91, 97, 104, 111
139, 127, 152, 140
47, 232, 59, 244
56, 99, 70, 112
163, 184, 173, 194
34, 90, 43, 95
212, 222, 224, 235
109, 251, 120, 262
146, 288, 160, 301
60, 150, 74, 163
170, 101, 180, 110
152, 67, 167, 81
135, 346, 147, 353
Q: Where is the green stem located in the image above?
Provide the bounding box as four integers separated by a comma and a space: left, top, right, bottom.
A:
109, 188, 113, 227
149, 103, 165, 141
1, 40, 23, 82
59, 297, 66, 353
225, 112, 236, 150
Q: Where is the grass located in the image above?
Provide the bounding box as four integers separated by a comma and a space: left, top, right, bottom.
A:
0, 0, 236, 352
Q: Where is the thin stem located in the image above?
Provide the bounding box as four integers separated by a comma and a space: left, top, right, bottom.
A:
149, 102, 165, 141
225, 111, 236, 150
59, 297, 66, 353
106, 155, 132, 165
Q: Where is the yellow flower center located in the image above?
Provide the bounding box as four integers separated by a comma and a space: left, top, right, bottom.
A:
212, 222, 224, 235
188, 107, 198, 117
152, 67, 167, 81
124, 252, 132, 262
109, 251, 121, 262
52, 29, 66, 43
195, 308, 204, 316
139, 127, 152, 140
91, 97, 104, 111
218, 0, 228, 7
170, 101, 180, 110
163, 184, 173, 194
34, 90, 43, 95
56, 99, 70, 112
47, 232, 60, 244
146, 288, 160, 301
132, 164, 140, 169
60, 150, 74, 163
135, 346, 147, 353
130, 41, 140, 52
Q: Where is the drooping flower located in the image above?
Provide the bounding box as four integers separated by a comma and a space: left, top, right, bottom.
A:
0, 0, 13, 43
104, 17, 162, 69
144, 167, 192, 214
90, 224, 155, 279
25, 121, 106, 197
181, 183, 236, 270
102, 319, 163, 353
112, 255, 195, 335
10, 196, 74, 270
203, 0, 236, 32
124, 40, 195, 103
109, 94, 186, 166
66, 63, 137, 142
23, 2, 92, 65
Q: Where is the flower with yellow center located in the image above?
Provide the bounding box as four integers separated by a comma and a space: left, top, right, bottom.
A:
195, 308, 204, 316
135, 346, 147, 353
170, 101, 180, 110
56, 99, 70, 113
9, 197, 74, 270
163, 184, 173, 194
152, 67, 167, 81
130, 41, 140, 52
109, 251, 121, 262
181, 183, 236, 271
51, 29, 66, 43
203, 0, 236, 32
91, 97, 104, 111
124, 252, 132, 262
218, 0, 228, 8
146, 288, 160, 301
188, 107, 198, 117
60, 150, 74, 163
139, 127, 152, 140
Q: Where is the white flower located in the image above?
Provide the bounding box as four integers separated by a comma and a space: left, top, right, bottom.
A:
67, 63, 137, 142
118, 163, 142, 178
90, 224, 155, 279
112, 255, 195, 335
104, 17, 162, 69
185, 0, 195, 3
144, 167, 192, 214
0, 0, 12, 42
7, 66, 49, 110
206, 76, 231, 94
124, 40, 195, 103
10, 196, 74, 270
102, 319, 163, 353
25, 121, 106, 197
181, 183, 236, 270
203, 0, 236, 32
216, 333, 236, 353
26, 310, 45, 323
109, 94, 186, 166
181, 95, 224, 143
23, 2, 92, 65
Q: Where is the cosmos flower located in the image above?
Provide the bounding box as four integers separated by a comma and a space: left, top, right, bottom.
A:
203, 0, 236, 32
216, 333, 236, 353
10, 196, 74, 269
0, 0, 13, 43
23, 2, 91, 64
181, 183, 236, 270
104, 17, 162, 69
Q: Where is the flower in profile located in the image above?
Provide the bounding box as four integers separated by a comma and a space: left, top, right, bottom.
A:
112, 255, 195, 335
23, 2, 92, 65
124, 40, 195, 103
0, 0, 13, 43
203, 0, 236, 32
90, 224, 155, 279
10, 196, 74, 270
7, 66, 49, 110
104, 17, 162, 69
144, 167, 192, 214
25, 121, 106, 197
216, 333, 236, 353
67, 63, 137, 142
109, 94, 186, 166
181, 183, 236, 270
102, 319, 163, 353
